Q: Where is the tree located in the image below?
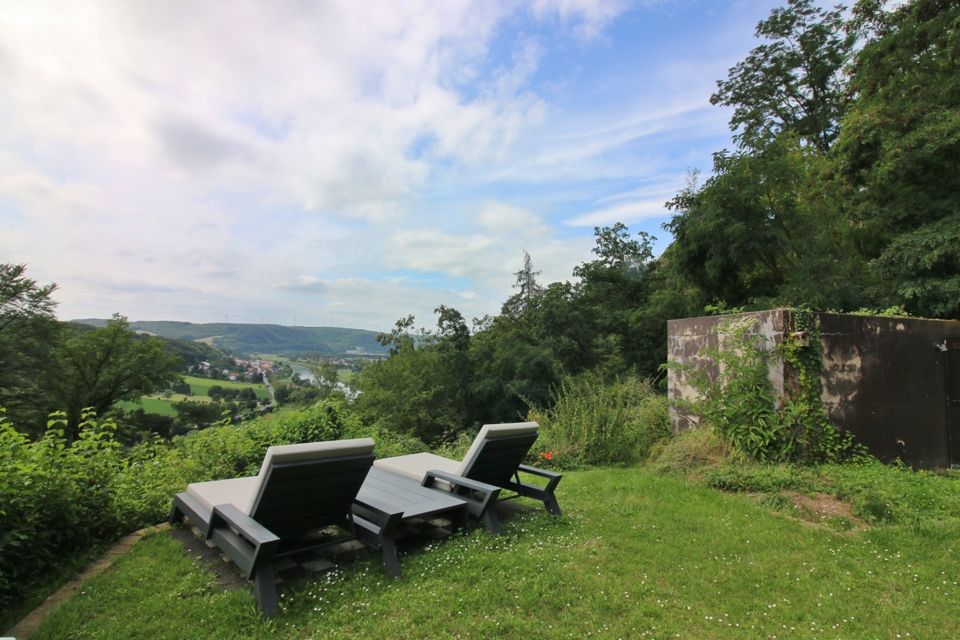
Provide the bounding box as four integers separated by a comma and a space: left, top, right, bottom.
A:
501, 251, 544, 317
49, 314, 182, 440
0, 264, 59, 433
376, 314, 417, 356
664, 134, 877, 314
435, 305, 470, 352
174, 400, 227, 428
573, 223, 659, 375
356, 340, 464, 442
711, 0, 855, 152
834, 0, 960, 317
306, 358, 339, 395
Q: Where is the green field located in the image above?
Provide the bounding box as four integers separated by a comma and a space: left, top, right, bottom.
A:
116, 397, 179, 417
117, 376, 269, 417
182, 375, 270, 401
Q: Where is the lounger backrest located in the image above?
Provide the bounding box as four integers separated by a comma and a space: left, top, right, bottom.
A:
458, 422, 539, 486
247, 438, 375, 537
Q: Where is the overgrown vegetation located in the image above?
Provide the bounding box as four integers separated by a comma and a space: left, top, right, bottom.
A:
4, 0, 960, 632
529, 373, 669, 467
653, 428, 960, 533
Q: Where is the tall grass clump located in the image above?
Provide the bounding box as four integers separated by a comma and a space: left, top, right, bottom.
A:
529, 372, 669, 467
647, 427, 745, 474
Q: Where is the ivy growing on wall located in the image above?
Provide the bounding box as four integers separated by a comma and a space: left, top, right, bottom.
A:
669, 309, 866, 464
779, 308, 864, 463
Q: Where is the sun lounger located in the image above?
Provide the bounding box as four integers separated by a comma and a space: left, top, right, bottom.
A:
373, 422, 562, 533
169, 438, 376, 617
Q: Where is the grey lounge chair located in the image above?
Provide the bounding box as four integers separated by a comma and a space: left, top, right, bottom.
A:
373, 422, 562, 533
170, 438, 382, 617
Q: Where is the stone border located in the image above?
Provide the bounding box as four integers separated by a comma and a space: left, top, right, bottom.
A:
5, 523, 171, 640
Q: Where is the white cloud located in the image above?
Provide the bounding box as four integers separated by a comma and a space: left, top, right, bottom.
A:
0, 0, 775, 327
565, 197, 670, 227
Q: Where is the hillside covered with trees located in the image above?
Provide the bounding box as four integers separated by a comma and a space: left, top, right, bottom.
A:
72, 319, 388, 357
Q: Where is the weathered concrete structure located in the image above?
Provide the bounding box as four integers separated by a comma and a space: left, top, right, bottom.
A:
667, 309, 960, 468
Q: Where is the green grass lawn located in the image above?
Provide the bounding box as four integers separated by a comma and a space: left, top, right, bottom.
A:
116, 397, 179, 417
183, 375, 270, 401
30, 466, 960, 639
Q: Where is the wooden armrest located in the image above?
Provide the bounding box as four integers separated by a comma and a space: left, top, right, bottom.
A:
424, 470, 500, 497
210, 503, 280, 546
353, 495, 405, 519
517, 464, 563, 480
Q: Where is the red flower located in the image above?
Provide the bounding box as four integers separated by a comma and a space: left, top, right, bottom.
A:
542, 451, 553, 460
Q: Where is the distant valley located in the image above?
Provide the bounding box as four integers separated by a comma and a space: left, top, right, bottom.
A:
71, 319, 389, 357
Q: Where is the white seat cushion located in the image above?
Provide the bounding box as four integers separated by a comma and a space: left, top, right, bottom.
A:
254, 438, 375, 480
458, 422, 538, 476
186, 476, 260, 514
373, 452, 460, 483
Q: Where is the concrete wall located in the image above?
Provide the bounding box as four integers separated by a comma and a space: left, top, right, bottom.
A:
666, 309, 789, 432
667, 309, 960, 468
818, 313, 960, 468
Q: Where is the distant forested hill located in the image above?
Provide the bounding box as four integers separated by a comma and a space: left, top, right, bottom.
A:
71, 320, 388, 357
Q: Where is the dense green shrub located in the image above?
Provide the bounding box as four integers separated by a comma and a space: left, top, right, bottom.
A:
0, 400, 426, 614
0, 410, 126, 613
528, 372, 670, 467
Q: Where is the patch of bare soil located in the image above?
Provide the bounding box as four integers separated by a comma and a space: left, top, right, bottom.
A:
780, 491, 868, 533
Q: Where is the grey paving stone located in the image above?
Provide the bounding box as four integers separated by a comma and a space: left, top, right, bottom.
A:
302, 558, 335, 573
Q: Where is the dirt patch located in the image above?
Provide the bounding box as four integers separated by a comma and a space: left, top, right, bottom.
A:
780, 491, 867, 532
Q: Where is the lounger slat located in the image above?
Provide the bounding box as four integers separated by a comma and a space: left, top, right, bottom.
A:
256, 479, 368, 507
467, 435, 538, 485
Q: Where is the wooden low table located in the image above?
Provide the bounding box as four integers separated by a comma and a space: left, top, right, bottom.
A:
351, 467, 468, 577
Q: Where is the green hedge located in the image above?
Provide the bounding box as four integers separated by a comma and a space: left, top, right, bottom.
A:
0, 401, 425, 614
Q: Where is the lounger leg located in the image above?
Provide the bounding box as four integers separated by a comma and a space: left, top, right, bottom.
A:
169, 504, 184, 525
380, 535, 401, 578
450, 507, 468, 534
543, 493, 562, 516
253, 564, 279, 617
480, 507, 502, 535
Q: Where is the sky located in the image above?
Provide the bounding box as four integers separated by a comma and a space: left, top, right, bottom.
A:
0, 0, 784, 332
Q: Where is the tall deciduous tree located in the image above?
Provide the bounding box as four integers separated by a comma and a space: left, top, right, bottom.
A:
664, 136, 868, 311
835, 0, 960, 317
0, 264, 59, 433
50, 314, 181, 440
711, 0, 855, 152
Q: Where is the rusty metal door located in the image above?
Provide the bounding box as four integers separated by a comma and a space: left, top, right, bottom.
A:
948, 338, 960, 466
